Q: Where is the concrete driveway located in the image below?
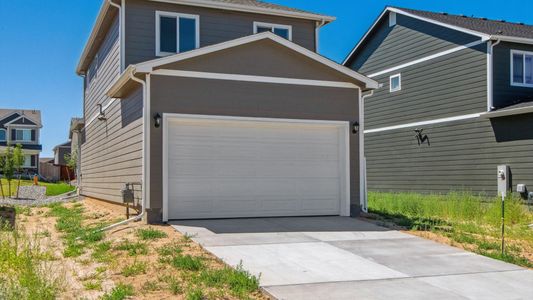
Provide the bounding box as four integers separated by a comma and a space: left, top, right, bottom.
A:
171, 217, 533, 299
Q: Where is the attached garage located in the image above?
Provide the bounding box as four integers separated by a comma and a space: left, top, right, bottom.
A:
108, 32, 377, 223
163, 115, 350, 220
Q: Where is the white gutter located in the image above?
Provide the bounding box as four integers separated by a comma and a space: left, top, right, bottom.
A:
107, 0, 125, 72
487, 39, 501, 111
360, 90, 374, 213
315, 19, 327, 53
99, 68, 147, 231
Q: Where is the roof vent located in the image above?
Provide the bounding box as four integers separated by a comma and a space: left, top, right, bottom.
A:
481, 17, 487, 20
441, 12, 448, 15
519, 22, 525, 25
499, 20, 506, 23
460, 14, 467, 18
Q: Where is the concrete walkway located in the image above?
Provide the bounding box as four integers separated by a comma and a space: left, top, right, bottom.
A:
171, 217, 533, 299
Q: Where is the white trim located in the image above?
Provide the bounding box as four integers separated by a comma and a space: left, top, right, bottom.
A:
132, 32, 377, 88
145, 75, 151, 209
342, 7, 490, 65
389, 73, 401, 92
120, 0, 126, 71
253, 21, 292, 41
487, 41, 493, 110
492, 35, 533, 46
4, 115, 40, 128
510, 49, 533, 88
155, 11, 200, 57
367, 40, 487, 78
389, 12, 396, 27
365, 113, 482, 134
481, 105, 533, 119
0, 129, 5, 142
151, 69, 360, 89
162, 113, 351, 221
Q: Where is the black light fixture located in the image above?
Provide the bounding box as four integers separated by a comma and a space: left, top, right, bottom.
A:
154, 113, 161, 128
352, 121, 360, 134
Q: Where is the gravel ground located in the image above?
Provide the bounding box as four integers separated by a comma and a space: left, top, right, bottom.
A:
0, 191, 79, 206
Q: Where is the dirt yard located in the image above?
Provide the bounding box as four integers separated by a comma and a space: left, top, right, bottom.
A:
6, 198, 268, 300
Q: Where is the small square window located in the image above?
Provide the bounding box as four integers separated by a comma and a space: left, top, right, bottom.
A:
156, 11, 199, 57
0, 129, 5, 141
390, 74, 401, 92
511, 50, 533, 87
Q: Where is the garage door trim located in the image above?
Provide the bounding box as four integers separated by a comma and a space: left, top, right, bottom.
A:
162, 113, 351, 221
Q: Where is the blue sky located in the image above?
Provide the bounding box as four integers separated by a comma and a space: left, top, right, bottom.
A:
1, 0, 532, 156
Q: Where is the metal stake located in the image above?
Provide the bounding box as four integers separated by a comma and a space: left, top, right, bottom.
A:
501, 194, 505, 255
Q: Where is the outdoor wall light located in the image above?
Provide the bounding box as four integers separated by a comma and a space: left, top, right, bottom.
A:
352, 121, 360, 134
154, 113, 161, 128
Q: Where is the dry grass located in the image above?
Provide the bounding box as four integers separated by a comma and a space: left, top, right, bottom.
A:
4, 198, 267, 300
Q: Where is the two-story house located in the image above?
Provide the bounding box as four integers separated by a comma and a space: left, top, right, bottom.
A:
344, 7, 533, 196
76, 0, 377, 223
0, 109, 43, 174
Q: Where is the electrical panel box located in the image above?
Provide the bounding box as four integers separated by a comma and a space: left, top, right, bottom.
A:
497, 165, 510, 198
517, 184, 527, 194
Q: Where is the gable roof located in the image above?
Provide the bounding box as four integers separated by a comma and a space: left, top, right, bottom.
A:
343, 6, 533, 65
0, 109, 42, 128
76, 0, 335, 75
107, 32, 378, 97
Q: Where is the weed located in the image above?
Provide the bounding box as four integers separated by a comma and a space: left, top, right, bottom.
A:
136, 227, 168, 240
114, 240, 148, 256
142, 280, 160, 292
92, 242, 113, 263
121, 261, 147, 277
186, 288, 204, 300
170, 254, 205, 271
199, 263, 260, 297
101, 283, 135, 300
157, 243, 183, 256
162, 276, 183, 295
83, 280, 102, 291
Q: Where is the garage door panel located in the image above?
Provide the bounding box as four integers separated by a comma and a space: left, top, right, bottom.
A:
165, 116, 348, 220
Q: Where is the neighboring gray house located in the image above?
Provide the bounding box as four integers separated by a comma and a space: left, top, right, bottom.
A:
344, 7, 533, 195
0, 109, 43, 174
76, 0, 377, 222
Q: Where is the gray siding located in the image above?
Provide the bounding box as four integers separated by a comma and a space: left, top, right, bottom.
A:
81, 14, 143, 203
148, 76, 361, 222
364, 43, 487, 129
347, 13, 480, 75
124, 0, 316, 66
365, 115, 533, 193
493, 42, 533, 108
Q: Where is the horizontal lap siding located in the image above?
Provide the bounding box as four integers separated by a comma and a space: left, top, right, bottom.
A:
125, 0, 316, 66
365, 44, 487, 129
348, 13, 480, 75
81, 14, 143, 203
365, 116, 533, 194
493, 42, 533, 108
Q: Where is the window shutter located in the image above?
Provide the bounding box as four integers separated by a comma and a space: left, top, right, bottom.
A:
31, 155, 36, 167
11, 129, 16, 141
31, 130, 36, 141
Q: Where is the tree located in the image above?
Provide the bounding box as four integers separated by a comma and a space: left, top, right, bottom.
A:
1, 146, 15, 197
0, 156, 5, 199
13, 144, 25, 199
64, 149, 78, 185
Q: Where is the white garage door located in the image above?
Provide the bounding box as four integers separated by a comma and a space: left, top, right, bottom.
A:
163, 115, 350, 220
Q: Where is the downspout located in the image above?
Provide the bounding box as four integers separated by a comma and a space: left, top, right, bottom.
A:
98, 68, 147, 232
108, 0, 124, 71
360, 90, 374, 213
487, 39, 501, 111
315, 19, 327, 52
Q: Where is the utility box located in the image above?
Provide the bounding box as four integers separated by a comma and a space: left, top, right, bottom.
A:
121, 186, 135, 204
497, 165, 510, 198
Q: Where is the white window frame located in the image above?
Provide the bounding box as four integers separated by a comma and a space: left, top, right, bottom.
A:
0, 129, 5, 142
253, 21, 292, 41
155, 11, 200, 57
13, 128, 32, 142
510, 49, 533, 88
390, 73, 402, 92
23, 155, 34, 168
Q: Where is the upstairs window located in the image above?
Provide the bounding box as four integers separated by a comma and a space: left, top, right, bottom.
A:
0, 129, 5, 141
156, 11, 200, 56
253, 22, 292, 40
14, 129, 33, 142
511, 50, 533, 87
390, 74, 401, 92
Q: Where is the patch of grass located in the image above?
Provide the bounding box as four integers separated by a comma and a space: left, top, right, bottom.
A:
121, 261, 147, 277
136, 227, 168, 240
114, 240, 148, 256
101, 283, 135, 300
0, 228, 62, 299
368, 191, 533, 268
170, 254, 205, 271
199, 264, 260, 298
142, 280, 161, 292
92, 242, 113, 263
157, 243, 183, 257
186, 288, 204, 300
83, 280, 102, 291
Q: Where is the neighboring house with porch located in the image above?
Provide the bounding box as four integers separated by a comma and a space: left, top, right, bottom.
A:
76, 0, 376, 223
0, 109, 42, 174
53, 141, 73, 181
344, 7, 533, 195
